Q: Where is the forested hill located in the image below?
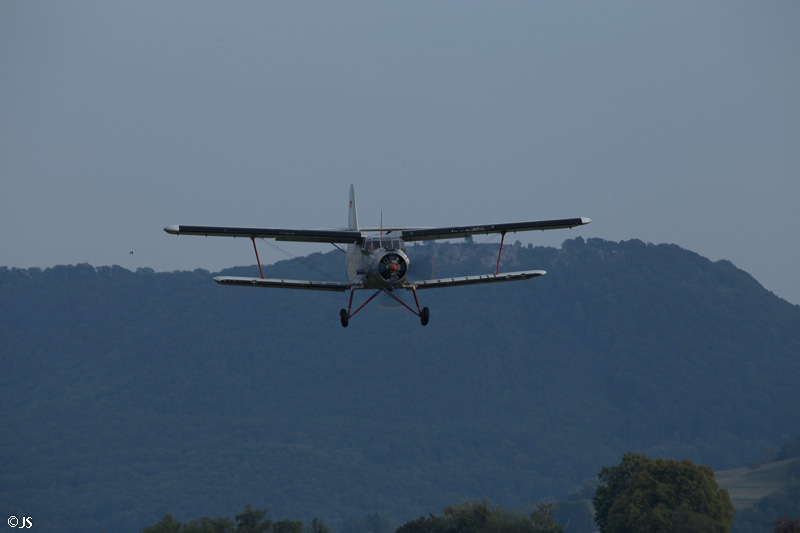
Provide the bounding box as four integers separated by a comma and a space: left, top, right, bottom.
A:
2, 237, 799, 532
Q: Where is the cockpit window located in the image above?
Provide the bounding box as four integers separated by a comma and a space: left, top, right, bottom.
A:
362, 237, 404, 252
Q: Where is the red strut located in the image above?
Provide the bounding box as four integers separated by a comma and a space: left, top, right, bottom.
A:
251, 236, 266, 279
495, 230, 507, 275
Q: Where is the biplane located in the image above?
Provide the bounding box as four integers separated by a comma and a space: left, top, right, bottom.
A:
164, 185, 590, 327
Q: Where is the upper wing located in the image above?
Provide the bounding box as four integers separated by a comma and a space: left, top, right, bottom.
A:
404, 270, 546, 290
213, 276, 349, 292
164, 225, 362, 244
400, 217, 591, 242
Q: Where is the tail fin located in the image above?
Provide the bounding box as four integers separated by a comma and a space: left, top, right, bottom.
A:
348, 184, 359, 231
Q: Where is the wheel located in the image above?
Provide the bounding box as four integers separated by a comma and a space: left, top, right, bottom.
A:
420, 307, 430, 326
339, 309, 349, 328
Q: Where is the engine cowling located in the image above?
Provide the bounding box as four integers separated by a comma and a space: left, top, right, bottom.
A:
375, 251, 409, 285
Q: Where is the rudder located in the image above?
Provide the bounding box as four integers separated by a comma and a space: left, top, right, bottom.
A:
348, 184, 359, 231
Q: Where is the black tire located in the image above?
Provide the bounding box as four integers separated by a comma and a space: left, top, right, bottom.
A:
420, 307, 430, 326
339, 309, 349, 328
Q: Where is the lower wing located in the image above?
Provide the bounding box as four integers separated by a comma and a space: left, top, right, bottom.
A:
213, 276, 349, 292
403, 270, 545, 290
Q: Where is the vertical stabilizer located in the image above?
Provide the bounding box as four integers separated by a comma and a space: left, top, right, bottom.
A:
348, 184, 359, 231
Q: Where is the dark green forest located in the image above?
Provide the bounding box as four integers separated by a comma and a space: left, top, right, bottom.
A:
2, 238, 799, 532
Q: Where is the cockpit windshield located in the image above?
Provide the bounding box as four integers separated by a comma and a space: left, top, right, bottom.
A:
362, 237, 403, 253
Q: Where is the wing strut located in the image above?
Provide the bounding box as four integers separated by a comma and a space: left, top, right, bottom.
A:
495, 230, 507, 275
251, 236, 266, 279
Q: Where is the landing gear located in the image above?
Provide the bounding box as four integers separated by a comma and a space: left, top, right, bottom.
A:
339, 287, 429, 326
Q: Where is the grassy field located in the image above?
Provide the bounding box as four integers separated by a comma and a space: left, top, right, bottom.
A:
716, 457, 800, 509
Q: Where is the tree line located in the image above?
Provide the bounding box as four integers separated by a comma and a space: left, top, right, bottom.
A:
140, 452, 799, 533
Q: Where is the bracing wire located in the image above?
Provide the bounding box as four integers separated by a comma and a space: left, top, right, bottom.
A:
256, 238, 345, 283
425, 232, 502, 270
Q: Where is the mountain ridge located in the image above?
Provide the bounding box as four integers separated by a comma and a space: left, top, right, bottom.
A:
2, 237, 798, 532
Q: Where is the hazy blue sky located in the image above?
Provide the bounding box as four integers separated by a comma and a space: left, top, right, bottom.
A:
2, 1, 798, 304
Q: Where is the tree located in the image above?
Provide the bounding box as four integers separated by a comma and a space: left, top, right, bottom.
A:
272, 518, 303, 533
593, 452, 734, 533
184, 516, 236, 533
305, 517, 330, 533
235, 504, 272, 533
530, 502, 567, 533
396, 498, 539, 533
141, 514, 183, 533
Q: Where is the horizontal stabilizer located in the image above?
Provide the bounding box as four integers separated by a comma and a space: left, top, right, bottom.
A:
213, 276, 350, 292
404, 270, 546, 290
